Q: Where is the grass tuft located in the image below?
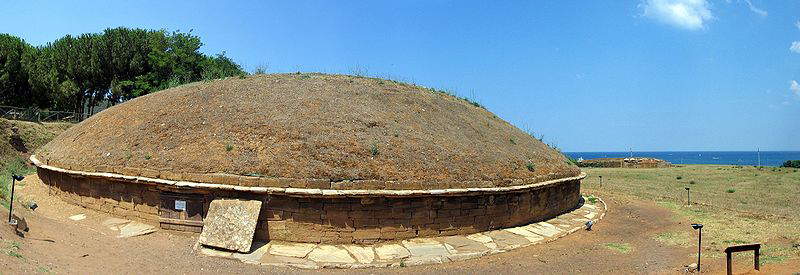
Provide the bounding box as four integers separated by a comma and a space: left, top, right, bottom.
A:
604, 243, 632, 253
370, 143, 379, 156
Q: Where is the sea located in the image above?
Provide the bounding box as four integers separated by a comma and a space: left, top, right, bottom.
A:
564, 151, 800, 167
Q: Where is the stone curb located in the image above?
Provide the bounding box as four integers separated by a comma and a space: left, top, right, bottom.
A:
197, 196, 608, 269
30, 155, 586, 198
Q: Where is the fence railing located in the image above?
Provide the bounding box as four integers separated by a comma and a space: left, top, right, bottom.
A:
0, 105, 85, 123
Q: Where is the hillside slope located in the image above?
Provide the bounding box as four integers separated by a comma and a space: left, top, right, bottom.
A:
0, 118, 72, 162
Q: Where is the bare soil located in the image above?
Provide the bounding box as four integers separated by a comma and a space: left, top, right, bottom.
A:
37, 73, 578, 186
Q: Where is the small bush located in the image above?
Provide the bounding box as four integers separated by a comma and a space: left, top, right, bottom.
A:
370, 143, 379, 156
780, 160, 800, 168
526, 162, 535, 172
689, 180, 696, 185
726, 188, 736, 193
509, 137, 516, 145
676, 176, 682, 180
587, 195, 598, 204
225, 143, 233, 152
144, 154, 152, 160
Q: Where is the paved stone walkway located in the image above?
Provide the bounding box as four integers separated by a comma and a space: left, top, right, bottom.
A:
198, 197, 607, 269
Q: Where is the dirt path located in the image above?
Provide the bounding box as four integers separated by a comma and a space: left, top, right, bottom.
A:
1, 178, 796, 274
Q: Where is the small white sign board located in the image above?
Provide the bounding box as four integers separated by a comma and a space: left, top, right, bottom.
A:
175, 200, 187, 211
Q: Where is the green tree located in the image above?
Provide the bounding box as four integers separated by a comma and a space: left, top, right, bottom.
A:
0, 34, 38, 107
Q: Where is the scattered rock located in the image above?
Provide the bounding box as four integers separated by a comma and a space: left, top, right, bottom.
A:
68, 214, 86, 221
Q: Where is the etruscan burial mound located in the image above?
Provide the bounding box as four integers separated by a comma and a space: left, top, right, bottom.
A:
34, 73, 584, 244
37, 73, 578, 187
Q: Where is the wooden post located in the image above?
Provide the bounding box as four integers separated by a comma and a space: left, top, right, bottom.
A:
754, 246, 759, 270
726, 251, 733, 275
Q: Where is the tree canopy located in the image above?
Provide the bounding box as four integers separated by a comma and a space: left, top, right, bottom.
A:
0, 27, 245, 118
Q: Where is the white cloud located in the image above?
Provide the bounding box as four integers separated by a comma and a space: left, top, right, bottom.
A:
791, 42, 800, 54
796, 20, 800, 30
641, 0, 714, 30
791, 80, 800, 97
742, 0, 767, 17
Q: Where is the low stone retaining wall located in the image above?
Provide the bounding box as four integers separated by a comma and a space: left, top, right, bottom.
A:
33, 155, 584, 244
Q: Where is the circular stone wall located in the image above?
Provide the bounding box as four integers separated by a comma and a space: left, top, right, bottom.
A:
33, 73, 583, 244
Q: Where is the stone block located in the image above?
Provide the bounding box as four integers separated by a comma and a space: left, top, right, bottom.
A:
304, 179, 330, 189
138, 168, 160, 178
352, 228, 381, 240
198, 199, 262, 253
210, 173, 240, 186
239, 176, 260, 187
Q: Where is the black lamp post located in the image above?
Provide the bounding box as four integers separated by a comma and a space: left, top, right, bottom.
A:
692, 223, 703, 272
8, 175, 24, 224
685, 187, 690, 206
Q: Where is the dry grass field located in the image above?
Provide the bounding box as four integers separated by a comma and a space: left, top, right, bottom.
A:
581, 165, 800, 266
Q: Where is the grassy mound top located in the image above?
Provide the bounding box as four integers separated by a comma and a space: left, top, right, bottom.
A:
37, 73, 578, 187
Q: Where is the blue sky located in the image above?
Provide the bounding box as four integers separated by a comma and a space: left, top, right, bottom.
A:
2, 0, 798, 151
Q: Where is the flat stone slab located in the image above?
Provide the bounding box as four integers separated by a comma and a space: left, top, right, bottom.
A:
484, 230, 531, 251
68, 214, 86, 221
374, 243, 411, 261
525, 222, 562, 238
402, 238, 449, 257
193, 195, 607, 269
439, 236, 490, 254
118, 221, 157, 238
102, 217, 131, 230
465, 233, 499, 250
198, 199, 262, 253
504, 227, 545, 242
269, 242, 316, 258
232, 243, 271, 264
307, 245, 356, 264
343, 245, 376, 264
260, 254, 318, 269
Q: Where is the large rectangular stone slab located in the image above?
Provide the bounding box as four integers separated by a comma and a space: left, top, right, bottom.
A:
198, 199, 262, 253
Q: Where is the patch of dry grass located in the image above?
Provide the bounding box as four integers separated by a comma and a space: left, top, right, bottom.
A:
583, 165, 800, 264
